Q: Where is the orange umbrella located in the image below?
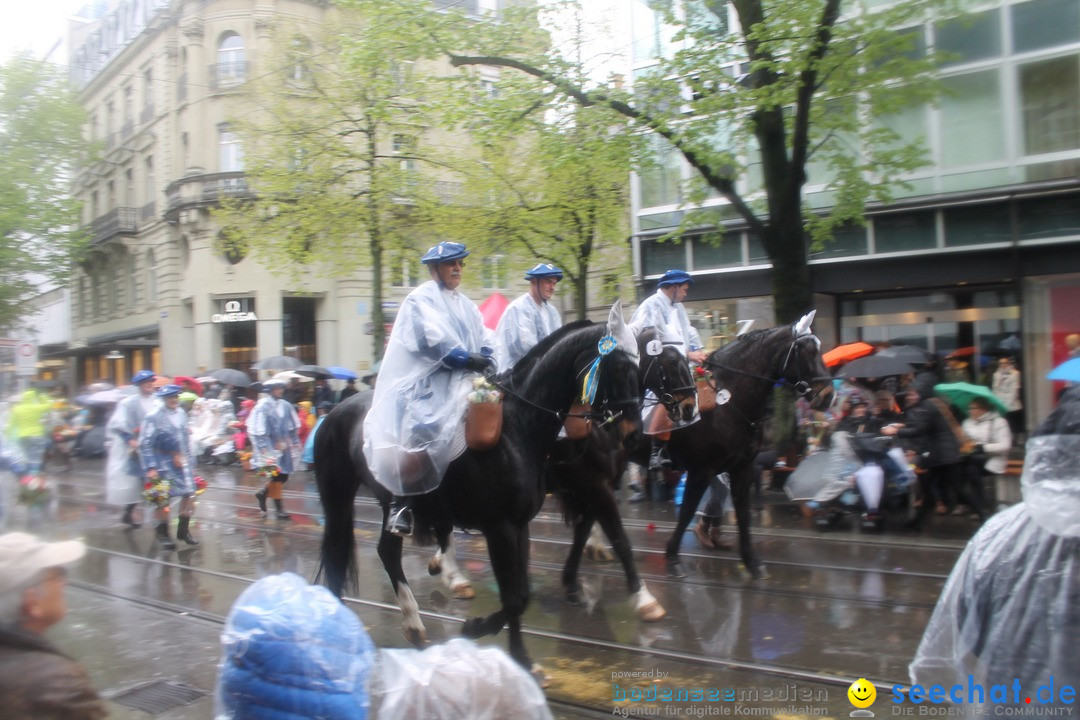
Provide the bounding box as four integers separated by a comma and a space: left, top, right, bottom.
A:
823, 342, 875, 368
946, 346, 978, 359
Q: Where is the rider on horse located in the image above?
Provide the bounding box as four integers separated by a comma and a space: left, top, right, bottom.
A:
629, 268, 708, 470
364, 241, 496, 537
493, 263, 564, 372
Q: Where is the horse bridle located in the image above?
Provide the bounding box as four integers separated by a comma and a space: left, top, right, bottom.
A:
641, 349, 695, 419
704, 333, 826, 400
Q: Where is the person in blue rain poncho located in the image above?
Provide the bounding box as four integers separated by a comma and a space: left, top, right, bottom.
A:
363, 242, 495, 537
249, 379, 301, 521
492, 263, 564, 372
106, 370, 159, 529
909, 386, 1080, 704
139, 384, 199, 549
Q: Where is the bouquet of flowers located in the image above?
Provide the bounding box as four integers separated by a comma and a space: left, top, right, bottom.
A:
693, 365, 717, 412
143, 478, 171, 507
693, 365, 714, 384
467, 377, 501, 404
17, 475, 50, 507
256, 465, 280, 483
194, 476, 209, 496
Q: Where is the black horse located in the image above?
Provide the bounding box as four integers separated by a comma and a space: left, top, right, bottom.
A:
545, 328, 696, 621
656, 311, 832, 578
314, 303, 643, 678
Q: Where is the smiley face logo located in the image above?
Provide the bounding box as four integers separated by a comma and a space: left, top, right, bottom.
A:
848, 678, 876, 708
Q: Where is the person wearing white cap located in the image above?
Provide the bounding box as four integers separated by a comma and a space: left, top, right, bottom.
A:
139, 384, 199, 549
105, 369, 158, 529
0, 532, 107, 719
492, 263, 564, 373
249, 379, 301, 520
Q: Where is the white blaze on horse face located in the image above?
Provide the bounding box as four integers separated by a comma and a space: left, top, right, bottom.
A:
607, 299, 639, 364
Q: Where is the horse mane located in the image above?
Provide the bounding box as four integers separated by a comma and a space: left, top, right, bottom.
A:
506, 319, 595, 382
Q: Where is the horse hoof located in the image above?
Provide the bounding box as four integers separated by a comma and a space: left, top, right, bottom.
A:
666, 559, 686, 578
402, 626, 427, 647
530, 663, 552, 689
461, 617, 485, 638
637, 599, 667, 622
427, 556, 442, 576
451, 582, 475, 600
584, 544, 615, 562
566, 588, 583, 606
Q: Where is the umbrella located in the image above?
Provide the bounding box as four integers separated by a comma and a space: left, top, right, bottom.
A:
946, 346, 978, 359
77, 425, 107, 458
823, 342, 875, 368
934, 382, 1009, 417
296, 365, 333, 380
982, 333, 1022, 357
208, 368, 253, 388
79, 386, 138, 406
834, 355, 915, 379
876, 345, 934, 364
251, 355, 302, 371
197, 375, 219, 385
1049, 358, 1080, 383
479, 292, 509, 330
274, 370, 313, 382
327, 366, 358, 380
173, 375, 204, 395
87, 382, 115, 392
783, 453, 832, 501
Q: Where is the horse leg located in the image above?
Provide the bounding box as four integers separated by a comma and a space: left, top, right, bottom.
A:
377, 529, 426, 646
561, 511, 593, 606
583, 523, 615, 562
664, 470, 710, 578
730, 465, 767, 579
428, 530, 475, 600
592, 485, 666, 622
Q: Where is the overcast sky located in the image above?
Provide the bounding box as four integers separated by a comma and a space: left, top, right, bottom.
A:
0, 0, 87, 64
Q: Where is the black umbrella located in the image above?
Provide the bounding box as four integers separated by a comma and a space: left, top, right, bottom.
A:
296, 364, 333, 380
982, 333, 1022, 357
251, 355, 302, 371
208, 368, 253, 387
876, 345, 934, 364
835, 354, 916, 379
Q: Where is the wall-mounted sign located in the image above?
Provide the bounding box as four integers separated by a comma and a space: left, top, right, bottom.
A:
212, 299, 257, 323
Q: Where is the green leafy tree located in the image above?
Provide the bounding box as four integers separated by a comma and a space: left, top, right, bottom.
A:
437, 0, 948, 325
0, 54, 89, 331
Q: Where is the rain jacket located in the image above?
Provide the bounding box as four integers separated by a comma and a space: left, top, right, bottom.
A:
493, 292, 561, 372
909, 390, 1080, 701
628, 289, 703, 356
247, 395, 300, 474
363, 279, 492, 496
0, 625, 107, 720
138, 403, 196, 496
960, 410, 1012, 475
105, 392, 158, 505
8, 391, 52, 439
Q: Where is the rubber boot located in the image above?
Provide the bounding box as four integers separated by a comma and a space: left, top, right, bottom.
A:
273, 498, 291, 521
254, 487, 268, 515
121, 503, 141, 529
649, 439, 672, 471
177, 516, 199, 545
156, 521, 177, 550
386, 498, 413, 537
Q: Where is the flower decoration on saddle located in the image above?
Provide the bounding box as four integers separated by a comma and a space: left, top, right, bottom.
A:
17, 475, 51, 507
467, 376, 502, 404
693, 365, 721, 412
143, 479, 171, 507
256, 465, 280, 483
693, 365, 714, 384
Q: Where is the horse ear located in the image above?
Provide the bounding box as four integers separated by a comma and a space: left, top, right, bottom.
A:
793, 310, 817, 337
607, 300, 638, 361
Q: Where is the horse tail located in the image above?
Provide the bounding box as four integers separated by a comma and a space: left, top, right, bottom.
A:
313, 397, 365, 598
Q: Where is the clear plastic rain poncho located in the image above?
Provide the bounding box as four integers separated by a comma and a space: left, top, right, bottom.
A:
909, 389, 1080, 699
105, 392, 158, 505
492, 292, 561, 372
363, 280, 492, 497
216, 572, 375, 720
372, 638, 553, 720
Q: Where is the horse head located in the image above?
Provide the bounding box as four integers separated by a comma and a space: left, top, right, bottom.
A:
784, 310, 833, 409
588, 301, 644, 449
637, 328, 697, 425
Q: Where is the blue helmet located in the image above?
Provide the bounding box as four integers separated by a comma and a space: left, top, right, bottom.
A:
154, 384, 184, 397
131, 369, 156, 385
657, 269, 693, 287
420, 242, 469, 265
524, 263, 563, 281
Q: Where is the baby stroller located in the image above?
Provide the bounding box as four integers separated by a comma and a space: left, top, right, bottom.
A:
809, 431, 916, 531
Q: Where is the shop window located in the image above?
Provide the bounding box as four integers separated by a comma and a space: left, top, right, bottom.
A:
939, 70, 1004, 168
1017, 194, 1080, 239
1011, 0, 1080, 53
1020, 55, 1080, 156
873, 211, 936, 253
944, 204, 1011, 246
641, 238, 686, 276
935, 9, 1001, 67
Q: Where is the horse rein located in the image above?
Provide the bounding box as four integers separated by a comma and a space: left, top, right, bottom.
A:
703, 333, 824, 400
640, 352, 695, 418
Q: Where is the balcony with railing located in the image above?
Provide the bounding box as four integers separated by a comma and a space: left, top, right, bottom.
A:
139, 201, 156, 222
164, 171, 253, 222
209, 61, 249, 90
90, 207, 137, 245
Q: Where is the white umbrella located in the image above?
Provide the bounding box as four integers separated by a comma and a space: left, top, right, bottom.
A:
274, 370, 314, 382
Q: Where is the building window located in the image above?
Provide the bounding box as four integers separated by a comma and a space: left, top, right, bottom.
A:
692, 234, 742, 269
219, 127, 244, 172
128, 253, 138, 307
78, 276, 88, 321
146, 249, 157, 303
1011, 0, 1080, 53
481, 256, 507, 289
144, 156, 155, 206
639, 135, 683, 208
1020, 55, 1080, 156
287, 37, 311, 84
217, 33, 246, 85
873, 211, 936, 253
939, 70, 1004, 168
944, 204, 1011, 247
125, 168, 135, 207
389, 254, 419, 287
641, 238, 687, 276
935, 9, 1001, 68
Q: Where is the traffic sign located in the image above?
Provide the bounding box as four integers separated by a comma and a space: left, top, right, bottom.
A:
15, 341, 38, 376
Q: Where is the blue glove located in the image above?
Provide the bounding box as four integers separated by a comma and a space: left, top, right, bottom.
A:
443, 348, 471, 369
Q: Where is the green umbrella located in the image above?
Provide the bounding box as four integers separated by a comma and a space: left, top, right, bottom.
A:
933, 382, 1009, 417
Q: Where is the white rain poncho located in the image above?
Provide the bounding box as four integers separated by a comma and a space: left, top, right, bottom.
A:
105, 392, 158, 505
248, 395, 301, 473
363, 280, 493, 496
630, 290, 702, 435
492, 292, 561, 372
909, 395, 1080, 701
